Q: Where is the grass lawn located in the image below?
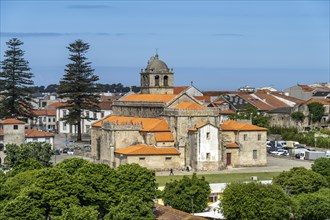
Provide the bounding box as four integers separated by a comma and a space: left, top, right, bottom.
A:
156, 172, 281, 186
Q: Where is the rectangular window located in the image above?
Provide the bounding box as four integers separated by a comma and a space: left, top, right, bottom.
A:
165, 157, 172, 161
53, 118, 56, 122
206, 132, 210, 139
33, 137, 38, 142
13, 125, 18, 130
101, 111, 105, 118
63, 123, 67, 130
253, 150, 258, 159
48, 118, 51, 122
139, 157, 145, 161
85, 111, 89, 117
63, 110, 67, 116
93, 112, 97, 119
206, 153, 210, 160
258, 134, 261, 141
243, 134, 248, 141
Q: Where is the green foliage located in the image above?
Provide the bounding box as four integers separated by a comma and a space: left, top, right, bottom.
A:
312, 158, 330, 185
55, 204, 99, 220
0, 159, 157, 219
308, 102, 325, 123
273, 167, 328, 195
0, 38, 35, 119
221, 182, 291, 220
291, 111, 305, 122
6, 159, 45, 177
229, 106, 270, 128
106, 195, 154, 220
162, 173, 210, 213
5, 142, 53, 168
58, 39, 101, 141
292, 188, 330, 220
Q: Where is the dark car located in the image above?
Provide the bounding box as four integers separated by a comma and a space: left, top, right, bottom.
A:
54, 149, 61, 155
62, 147, 70, 154
84, 145, 92, 151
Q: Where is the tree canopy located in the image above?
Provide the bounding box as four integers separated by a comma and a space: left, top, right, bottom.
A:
58, 39, 101, 141
0, 159, 157, 219
291, 111, 305, 123
308, 102, 325, 123
312, 158, 330, 185
0, 38, 35, 119
221, 182, 291, 220
162, 173, 210, 213
272, 167, 328, 195
5, 142, 53, 168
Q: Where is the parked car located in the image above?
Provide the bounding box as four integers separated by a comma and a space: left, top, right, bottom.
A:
54, 149, 61, 155
67, 148, 74, 155
62, 147, 70, 154
84, 145, 92, 151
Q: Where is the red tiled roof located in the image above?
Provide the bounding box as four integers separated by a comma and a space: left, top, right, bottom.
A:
155, 204, 207, 220
32, 109, 56, 116
271, 92, 305, 104
47, 102, 66, 108
115, 145, 180, 155
221, 120, 267, 131
253, 93, 289, 109
173, 86, 189, 94
299, 85, 315, 92
174, 102, 208, 110
219, 109, 236, 115
120, 94, 176, 103
0, 118, 25, 124
194, 96, 211, 102
154, 132, 174, 142
188, 122, 207, 132
98, 101, 112, 110
305, 98, 330, 105
226, 142, 239, 148
239, 94, 273, 111
92, 116, 171, 132
25, 129, 55, 137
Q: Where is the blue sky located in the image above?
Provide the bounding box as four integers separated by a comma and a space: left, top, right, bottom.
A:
1, 0, 329, 91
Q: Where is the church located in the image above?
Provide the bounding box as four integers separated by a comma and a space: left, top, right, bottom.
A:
91, 54, 267, 171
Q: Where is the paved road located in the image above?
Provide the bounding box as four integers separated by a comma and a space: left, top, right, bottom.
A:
155, 156, 313, 176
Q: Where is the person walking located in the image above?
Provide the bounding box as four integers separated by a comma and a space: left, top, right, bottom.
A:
169, 168, 174, 176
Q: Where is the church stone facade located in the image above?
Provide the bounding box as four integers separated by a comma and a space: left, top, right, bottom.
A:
91, 54, 266, 171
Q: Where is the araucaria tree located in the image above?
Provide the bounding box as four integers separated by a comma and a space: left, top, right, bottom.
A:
58, 39, 100, 141
0, 38, 34, 119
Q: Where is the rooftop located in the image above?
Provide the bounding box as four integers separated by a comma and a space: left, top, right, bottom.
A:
115, 145, 180, 155
221, 120, 267, 131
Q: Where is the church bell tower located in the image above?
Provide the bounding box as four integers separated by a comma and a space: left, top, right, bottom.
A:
140, 53, 174, 94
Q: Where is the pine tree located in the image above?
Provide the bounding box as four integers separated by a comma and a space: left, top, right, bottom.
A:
0, 38, 34, 119
58, 39, 100, 141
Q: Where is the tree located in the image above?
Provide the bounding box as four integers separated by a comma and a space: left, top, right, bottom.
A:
221, 182, 291, 220
0, 38, 35, 119
162, 173, 210, 213
106, 195, 154, 220
5, 142, 53, 168
229, 106, 270, 128
58, 39, 100, 141
292, 188, 330, 220
312, 158, 330, 185
291, 111, 305, 123
308, 102, 325, 123
60, 204, 99, 220
273, 167, 328, 195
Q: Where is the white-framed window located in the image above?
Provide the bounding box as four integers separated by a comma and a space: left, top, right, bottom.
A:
243, 134, 248, 141
258, 134, 261, 141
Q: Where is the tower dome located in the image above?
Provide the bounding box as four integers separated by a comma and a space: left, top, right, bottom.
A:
145, 54, 169, 72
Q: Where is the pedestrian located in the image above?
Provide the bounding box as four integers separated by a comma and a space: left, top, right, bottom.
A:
186, 166, 190, 172
169, 168, 174, 176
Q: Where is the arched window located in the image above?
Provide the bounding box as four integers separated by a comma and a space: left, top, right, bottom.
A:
155, 75, 159, 86
164, 75, 168, 86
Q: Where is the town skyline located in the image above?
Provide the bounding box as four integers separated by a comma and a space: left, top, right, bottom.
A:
1, 0, 329, 91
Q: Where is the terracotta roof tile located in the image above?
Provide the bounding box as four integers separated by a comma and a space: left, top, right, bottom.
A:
155, 204, 207, 220
120, 94, 176, 103
239, 94, 273, 111
47, 102, 66, 108
194, 96, 211, 102
0, 118, 25, 124
188, 122, 207, 131
32, 109, 56, 116
154, 132, 174, 142
174, 102, 207, 110
115, 145, 180, 155
98, 101, 112, 110
271, 92, 305, 104
92, 116, 171, 132
305, 98, 330, 105
299, 85, 315, 92
221, 120, 267, 131
25, 129, 55, 137
219, 109, 236, 115
174, 86, 189, 94
226, 142, 239, 148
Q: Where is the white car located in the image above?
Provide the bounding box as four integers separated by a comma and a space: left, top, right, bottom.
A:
67, 148, 74, 155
